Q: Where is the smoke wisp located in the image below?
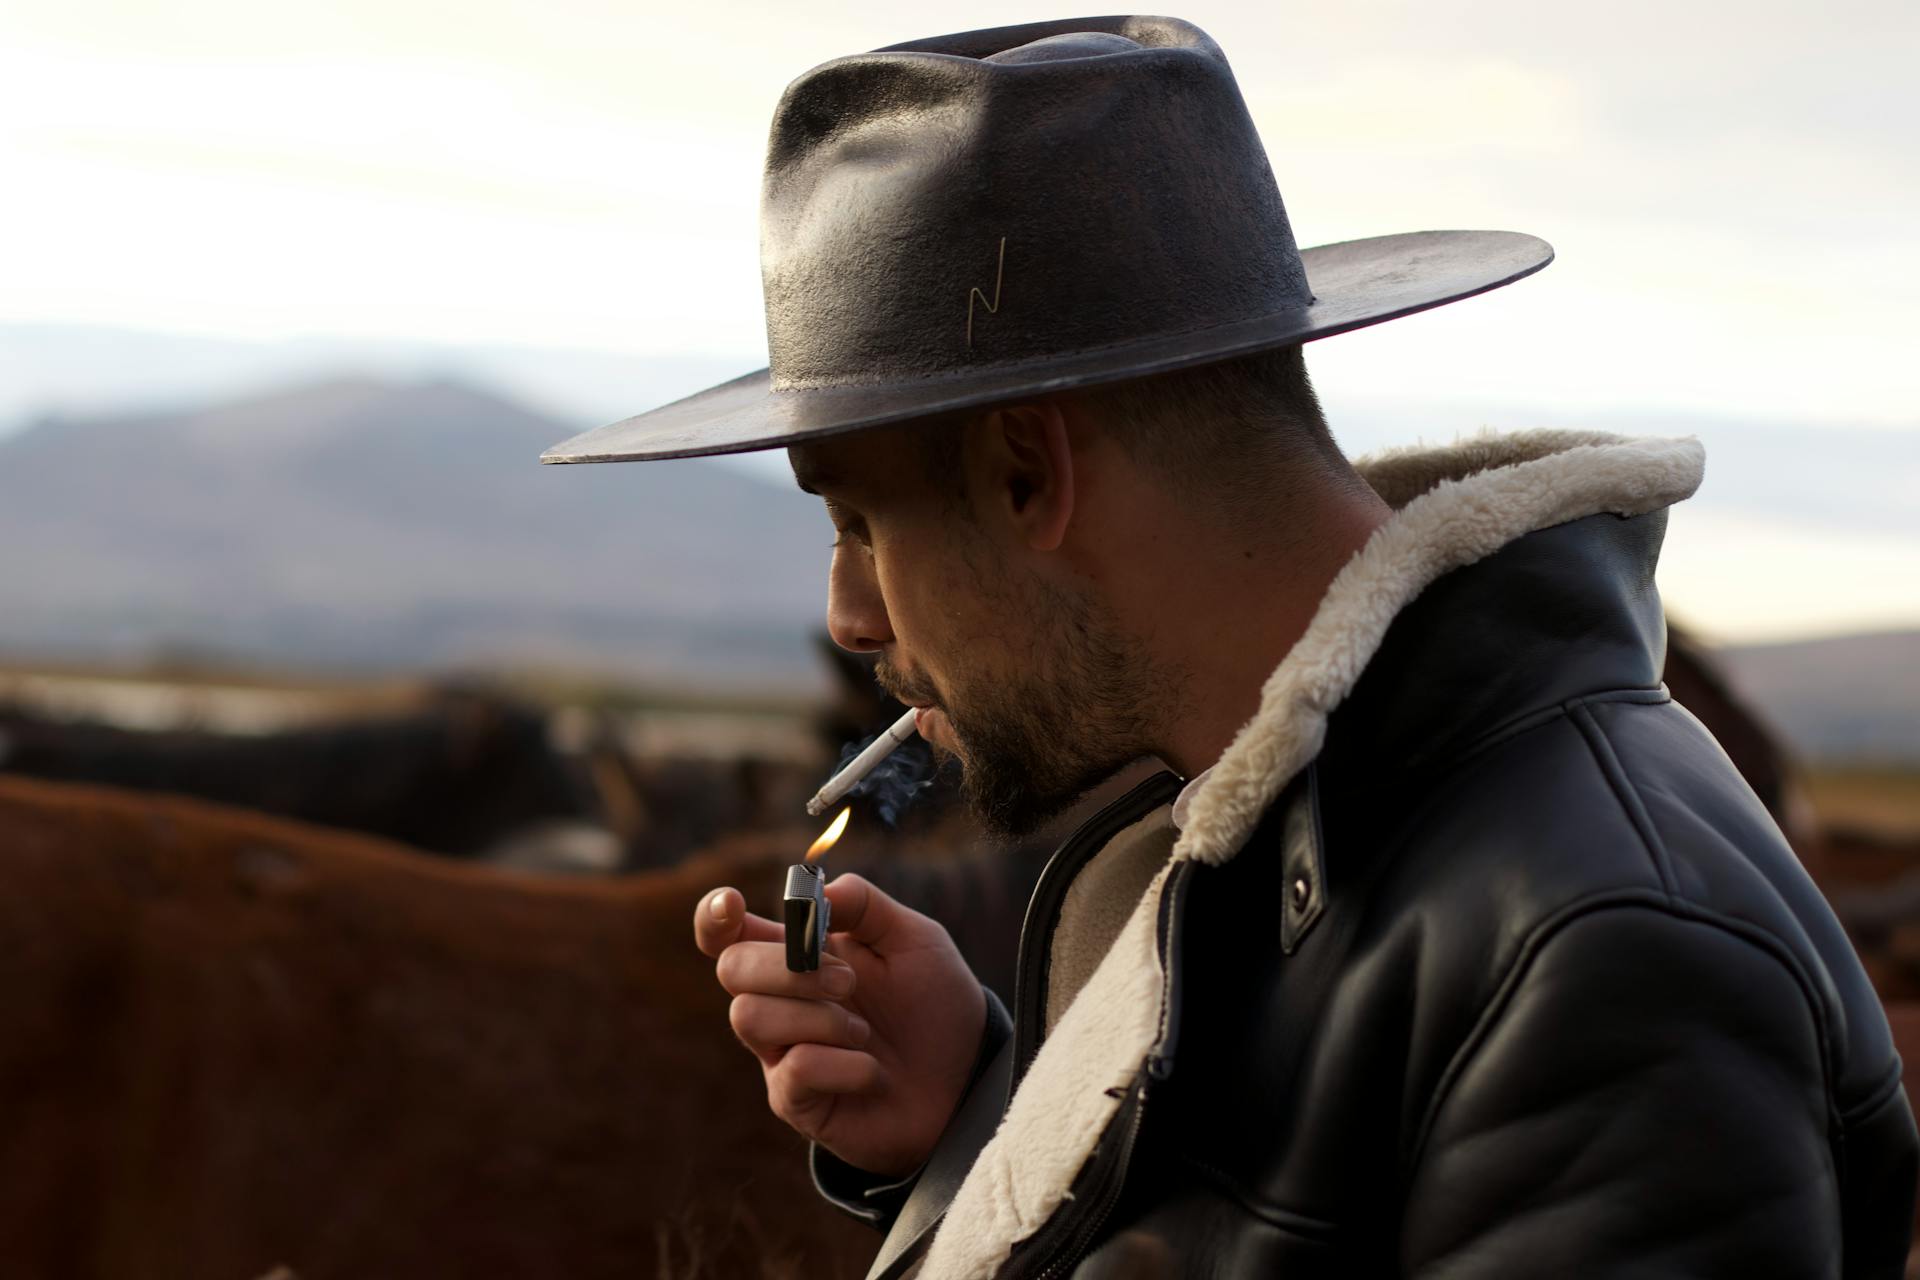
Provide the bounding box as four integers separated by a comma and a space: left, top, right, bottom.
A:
829, 731, 943, 828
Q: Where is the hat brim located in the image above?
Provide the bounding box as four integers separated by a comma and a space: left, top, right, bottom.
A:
540, 229, 1551, 464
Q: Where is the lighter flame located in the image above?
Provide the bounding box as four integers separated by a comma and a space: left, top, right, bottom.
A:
805, 806, 852, 862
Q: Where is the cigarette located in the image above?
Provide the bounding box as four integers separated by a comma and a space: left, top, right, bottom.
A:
805, 707, 920, 816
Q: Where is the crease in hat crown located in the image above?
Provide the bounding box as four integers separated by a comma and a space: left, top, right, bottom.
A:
758, 15, 1309, 391
538, 15, 1552, 465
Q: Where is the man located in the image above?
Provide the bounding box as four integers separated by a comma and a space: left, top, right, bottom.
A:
542, 17, 1917, 1278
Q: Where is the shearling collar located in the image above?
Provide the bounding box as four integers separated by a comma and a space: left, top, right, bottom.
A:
919, 429, 1706, 1279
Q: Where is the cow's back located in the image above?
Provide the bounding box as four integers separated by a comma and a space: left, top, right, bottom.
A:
0, 775, 871, 1279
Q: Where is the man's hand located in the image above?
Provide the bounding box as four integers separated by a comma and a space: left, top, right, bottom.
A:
693, 873, 987, 1177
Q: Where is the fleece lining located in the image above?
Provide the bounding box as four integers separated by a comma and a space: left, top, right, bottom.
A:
1045, 808, 1177, 1035
918, 429, 1706, 1279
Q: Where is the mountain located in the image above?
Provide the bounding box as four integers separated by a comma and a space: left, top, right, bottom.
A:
0, 322, 755, 449
4, 374, 1913, 747
0, 378, 832, 689
1720, 630, 1920, 764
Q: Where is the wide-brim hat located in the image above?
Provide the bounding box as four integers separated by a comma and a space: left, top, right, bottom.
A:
541, 17, 1552, 465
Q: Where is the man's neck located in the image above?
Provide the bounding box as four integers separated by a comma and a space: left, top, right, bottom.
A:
1097, 474, 1392, 779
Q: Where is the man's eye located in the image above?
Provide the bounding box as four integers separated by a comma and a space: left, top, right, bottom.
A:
821, 499, 871, 550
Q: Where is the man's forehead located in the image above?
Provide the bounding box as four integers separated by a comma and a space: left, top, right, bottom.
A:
786, 443, 846, 496
787, 428, 918, 497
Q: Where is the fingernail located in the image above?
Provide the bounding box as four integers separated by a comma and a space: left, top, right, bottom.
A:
822, 965, 854, 997
708, 891, 729, 921
848, 1014, 871, 1046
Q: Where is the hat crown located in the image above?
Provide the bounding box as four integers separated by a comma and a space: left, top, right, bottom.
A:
760, 16, 1311, 392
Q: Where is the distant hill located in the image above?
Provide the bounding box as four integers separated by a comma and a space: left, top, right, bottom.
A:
1720, 629, 1920, 764
3, 376, 1912, 754
0, 379, 831, 690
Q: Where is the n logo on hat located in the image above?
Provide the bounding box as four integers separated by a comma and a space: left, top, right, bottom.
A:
965, 236, 1007, 349
538, 17, 1551, 464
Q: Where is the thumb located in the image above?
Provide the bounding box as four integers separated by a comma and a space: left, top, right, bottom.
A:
693, 885, 784, 958
825, 873, 933, 952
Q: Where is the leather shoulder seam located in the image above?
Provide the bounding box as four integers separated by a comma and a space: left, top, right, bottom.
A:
1374, 688, 1671, 815
1433, 685, 1670, 773
1176, 1154, 1346, 1242
1568, 701, 1678, 896
1840, 1060, 1908, 1127
1404, 893, 1839, 1177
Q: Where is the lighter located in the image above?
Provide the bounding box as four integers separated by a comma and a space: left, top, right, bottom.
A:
784, 862, 831, 972
787, 806, 850, 972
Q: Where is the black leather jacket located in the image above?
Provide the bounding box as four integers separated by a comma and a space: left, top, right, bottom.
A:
821, 504, 1918, 1278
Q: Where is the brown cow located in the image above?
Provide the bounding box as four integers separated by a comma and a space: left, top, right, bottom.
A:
0, 626, 1907, 1277
0, 775, 873, 1279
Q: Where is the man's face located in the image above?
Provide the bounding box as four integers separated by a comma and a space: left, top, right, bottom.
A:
790, 422, 1159, 839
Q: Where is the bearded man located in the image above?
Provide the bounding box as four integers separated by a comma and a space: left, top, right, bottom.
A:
541, 17, 1917, 1279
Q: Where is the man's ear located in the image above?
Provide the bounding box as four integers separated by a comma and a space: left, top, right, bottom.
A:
971, 401, 1075, 552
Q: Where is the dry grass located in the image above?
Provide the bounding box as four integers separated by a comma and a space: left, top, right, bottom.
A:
1806, 767, 1920, 837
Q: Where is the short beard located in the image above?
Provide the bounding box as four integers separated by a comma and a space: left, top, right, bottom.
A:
883, 577, 1168, 842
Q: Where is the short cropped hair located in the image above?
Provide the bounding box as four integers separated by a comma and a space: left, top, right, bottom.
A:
1074, 344, 1347, 519
917, 344, 1350, 522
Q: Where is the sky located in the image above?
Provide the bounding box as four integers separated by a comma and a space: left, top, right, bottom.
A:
1, 0, 1916, 644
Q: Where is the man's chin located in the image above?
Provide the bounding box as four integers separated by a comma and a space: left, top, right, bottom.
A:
937, 706, 1141, 841
961, 780, 1081, 842
957, 756, 1127, 844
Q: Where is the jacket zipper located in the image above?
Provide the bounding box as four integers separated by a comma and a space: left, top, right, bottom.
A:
1032, 1082, 1149, 1279
1005, 857, 1197, 1279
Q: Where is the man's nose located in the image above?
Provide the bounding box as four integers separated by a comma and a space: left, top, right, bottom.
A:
825, 546, 893, 654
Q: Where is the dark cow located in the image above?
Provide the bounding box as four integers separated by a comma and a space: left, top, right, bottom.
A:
0, 687, 591, 858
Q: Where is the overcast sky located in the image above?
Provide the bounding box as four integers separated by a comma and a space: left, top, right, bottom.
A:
1, 0, 1915, 642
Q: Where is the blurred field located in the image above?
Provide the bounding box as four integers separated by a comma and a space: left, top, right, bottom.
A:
1807, 767, 1920, 837
0, 630, 1914, 1275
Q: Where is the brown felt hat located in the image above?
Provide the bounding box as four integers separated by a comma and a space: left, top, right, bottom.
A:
541, 16, 1552, 465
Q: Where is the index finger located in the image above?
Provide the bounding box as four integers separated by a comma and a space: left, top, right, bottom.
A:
823, 873, 933, 951
693, 886, 785, 958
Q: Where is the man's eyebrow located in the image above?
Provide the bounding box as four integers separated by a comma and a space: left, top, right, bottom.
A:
790, 458, 839, 496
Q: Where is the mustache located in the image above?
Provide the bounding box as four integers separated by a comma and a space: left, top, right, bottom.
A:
874, 657, 941, 710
